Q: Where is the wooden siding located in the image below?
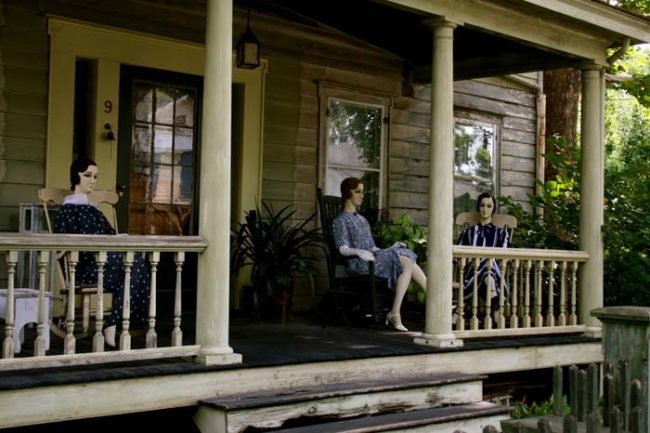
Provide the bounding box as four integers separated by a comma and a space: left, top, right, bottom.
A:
0, 3, 48, 232
390, 78, 538, 226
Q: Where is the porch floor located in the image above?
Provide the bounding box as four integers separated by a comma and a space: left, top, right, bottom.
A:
0, 316, 599, 391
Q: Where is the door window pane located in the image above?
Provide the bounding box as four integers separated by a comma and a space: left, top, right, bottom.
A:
155, 87, 175, 124
174, 127, 193, 165
175, 90, 195, 127
153, 125, 173, 164
133, 123, 152, 165
135, 87, 153, 122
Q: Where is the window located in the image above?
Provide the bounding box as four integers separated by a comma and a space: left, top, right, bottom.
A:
453, 115, 499, 213
320, 88, 389, 211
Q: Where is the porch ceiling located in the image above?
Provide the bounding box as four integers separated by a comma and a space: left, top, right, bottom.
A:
29, 0, 649, 81
256, 0, 580, 81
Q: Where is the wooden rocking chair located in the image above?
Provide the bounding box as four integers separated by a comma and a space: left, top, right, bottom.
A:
39, 188, 118, 338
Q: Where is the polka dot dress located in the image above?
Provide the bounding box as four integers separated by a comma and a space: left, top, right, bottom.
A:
53, 204, 150, 328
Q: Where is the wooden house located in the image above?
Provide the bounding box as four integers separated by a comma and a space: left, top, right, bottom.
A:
0, 0, 648, 430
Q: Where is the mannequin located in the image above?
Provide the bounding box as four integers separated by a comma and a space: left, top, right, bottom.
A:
332, 177, 427, 331
53, 157, 150, 347
457, 192, 509, 302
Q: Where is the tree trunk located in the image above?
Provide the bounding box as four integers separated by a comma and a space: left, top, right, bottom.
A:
543, 68, 581, 180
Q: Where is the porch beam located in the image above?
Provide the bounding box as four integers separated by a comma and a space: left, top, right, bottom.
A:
415, 18, 463, 349
386, 0, 611, 65
579, 64, 605, 333
195, 0, 242, 366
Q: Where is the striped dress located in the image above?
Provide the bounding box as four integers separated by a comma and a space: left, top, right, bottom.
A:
457, 223, 509, 299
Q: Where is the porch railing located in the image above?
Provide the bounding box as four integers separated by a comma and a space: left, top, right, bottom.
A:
452, 246, 589, 338
0, 233, 206, 370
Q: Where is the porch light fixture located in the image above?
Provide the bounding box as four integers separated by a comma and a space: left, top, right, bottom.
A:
236, 8, 260, 69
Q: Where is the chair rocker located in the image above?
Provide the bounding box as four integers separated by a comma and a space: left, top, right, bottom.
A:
39, 188, 118, 339
316, 188, 390, 326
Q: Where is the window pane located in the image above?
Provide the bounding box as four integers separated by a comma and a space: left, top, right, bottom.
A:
132, 123, 152, 165
175, 89, 195, 127
134, 86, 153, 122
453, 118, 497, 214
327, 99, 382, 169
454, 121, 494, 182
153, 125, 173, 164
173, 166, 193, 205
174, 127, 193, 165
151, 164, 172, 204
129, 165, 151, 203
155, 87, 175, 124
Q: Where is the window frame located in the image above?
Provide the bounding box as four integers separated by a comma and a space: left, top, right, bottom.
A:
318, 84, 391, 209
453, 110, 502, 200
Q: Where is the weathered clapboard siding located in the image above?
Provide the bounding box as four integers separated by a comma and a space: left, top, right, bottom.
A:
0, 3, 48, 231
390, 75, 539, 223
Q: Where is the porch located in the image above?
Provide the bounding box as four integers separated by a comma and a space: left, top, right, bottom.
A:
0, 318, 601, 429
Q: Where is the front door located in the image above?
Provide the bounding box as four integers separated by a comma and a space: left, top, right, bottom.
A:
117, 66, 203, 235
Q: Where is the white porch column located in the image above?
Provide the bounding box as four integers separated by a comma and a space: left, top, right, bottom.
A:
415, 18, 463, 348
195, 0, 242, 365
579, 64, 605, 333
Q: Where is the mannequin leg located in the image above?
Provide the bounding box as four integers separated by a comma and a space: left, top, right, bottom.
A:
410, 262, 427, 290
386, 256, 414, 331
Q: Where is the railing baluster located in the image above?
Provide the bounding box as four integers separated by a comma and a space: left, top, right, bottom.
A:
546, 261, 556, 327
65, 251, 78, 354
559, 261, 567, 326
172, 251, 185, 346
523, 260, 532, 328
120, 251, 134, 351
2, 251, 18, 358
570, 261, 578, 325
603, 373, 614, 427
484, 258, 494, 330
146, 251, 160, 349
34, 251, 49, 356
534, 259, 544, 327
457, 257, 466, 331
470, 257, 479, 330
93, 251, 107, 352
510, 259, 519, 328
497, 258, 507, 329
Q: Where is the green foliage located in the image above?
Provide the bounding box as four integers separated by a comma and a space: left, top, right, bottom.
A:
231, 202, 326, 306
510, 395, 570, 419
373, 213, 428, 263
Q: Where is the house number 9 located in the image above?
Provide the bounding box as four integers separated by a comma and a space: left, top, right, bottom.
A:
104, 100, 112, 113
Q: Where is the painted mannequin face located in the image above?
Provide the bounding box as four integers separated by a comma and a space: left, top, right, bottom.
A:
349, 183, 364, 208
75, 165, 98, 195
478, 196, 495, 223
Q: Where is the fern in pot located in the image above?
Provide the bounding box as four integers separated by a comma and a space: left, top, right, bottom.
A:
231, 201, 325, 322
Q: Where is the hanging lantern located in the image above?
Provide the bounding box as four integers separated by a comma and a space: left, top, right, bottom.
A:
236, 8, 260, 69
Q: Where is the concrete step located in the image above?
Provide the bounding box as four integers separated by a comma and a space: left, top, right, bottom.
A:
197, 372, 486, 433
273, 401, 510, 433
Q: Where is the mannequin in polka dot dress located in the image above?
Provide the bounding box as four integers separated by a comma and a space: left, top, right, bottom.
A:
54, 158, 150, 347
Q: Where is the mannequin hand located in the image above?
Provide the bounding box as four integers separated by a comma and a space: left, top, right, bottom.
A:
391, 242, 407, 249
339, 246, 375, 261
370, 246, 380, 253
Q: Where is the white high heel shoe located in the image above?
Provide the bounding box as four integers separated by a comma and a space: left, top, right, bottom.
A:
385, 312, 408, 332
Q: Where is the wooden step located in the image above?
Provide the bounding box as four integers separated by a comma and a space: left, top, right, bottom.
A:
197, 372, 486, 433
272, 401, 510, 433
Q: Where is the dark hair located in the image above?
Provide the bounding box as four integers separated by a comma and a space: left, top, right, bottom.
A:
70, 157, 97, 190
475, 192, 496, 216
340, 177, 362, 201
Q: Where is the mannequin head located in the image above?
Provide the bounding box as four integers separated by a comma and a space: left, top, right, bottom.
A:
70, 157, 98, 195
340, 177, 364, 210
476, 192, 496, 223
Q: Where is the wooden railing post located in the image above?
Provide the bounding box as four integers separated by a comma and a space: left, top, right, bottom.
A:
2, 251, 18, 358
146, 251, 160, 349
592, 307, 650, 432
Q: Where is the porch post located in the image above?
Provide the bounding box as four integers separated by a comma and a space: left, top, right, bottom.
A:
579, 64, 604, 334
415, 18, 463, 348
195, 0, 242, 365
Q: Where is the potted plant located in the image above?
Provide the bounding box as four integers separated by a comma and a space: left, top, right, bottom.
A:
231, 201, 325, 322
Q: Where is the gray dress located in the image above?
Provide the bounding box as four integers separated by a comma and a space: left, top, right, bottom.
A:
332, 211, 417, 290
